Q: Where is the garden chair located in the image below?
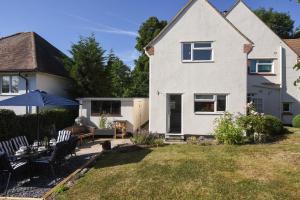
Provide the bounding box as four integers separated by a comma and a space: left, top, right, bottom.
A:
0, 140, 15, 157
0, 152, 28, 196
67, 135, 79, 157
11, 136, 29, 150
32, 141, 69, 179
57, 130, 71, 143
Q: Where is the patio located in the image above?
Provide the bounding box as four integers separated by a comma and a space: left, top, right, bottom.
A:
0, 139, 131, 198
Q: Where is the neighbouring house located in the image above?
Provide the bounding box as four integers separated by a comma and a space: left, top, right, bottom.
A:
78, 98, 149, 134
145, 0, 300, 137
0, 32, 70, 114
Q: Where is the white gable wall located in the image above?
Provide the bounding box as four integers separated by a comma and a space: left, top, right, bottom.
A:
149, 0, 250, 134
226, 1, 299, 123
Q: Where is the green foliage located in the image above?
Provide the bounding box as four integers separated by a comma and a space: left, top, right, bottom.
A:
294, 27, 300, 38
129, 17, 167, 97
99, 114, 107, 129
66, 35, 108, 98
292, 114, 300, 128
263, 115, 284, 136
105, 51, 131, 97
254, 8, 294, 39
0, 109, 78, 142
214, 113, 244, 145
131, 131, 164, 146
0, 110, 19, 141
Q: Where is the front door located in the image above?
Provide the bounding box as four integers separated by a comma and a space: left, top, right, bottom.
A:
167, 94, 182, 133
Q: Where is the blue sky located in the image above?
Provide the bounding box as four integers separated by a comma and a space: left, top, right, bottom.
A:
1, 0, 299, 68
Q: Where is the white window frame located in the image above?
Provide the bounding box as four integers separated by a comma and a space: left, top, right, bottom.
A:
194, 94, 227, 115
182, 42, 214, 62
249, 59, 274, 74
1, 75, 20, 95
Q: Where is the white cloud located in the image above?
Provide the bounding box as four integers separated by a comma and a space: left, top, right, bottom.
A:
65, 13, 138, 37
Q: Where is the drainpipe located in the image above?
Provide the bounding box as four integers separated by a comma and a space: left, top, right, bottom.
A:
18, 72, 29, 114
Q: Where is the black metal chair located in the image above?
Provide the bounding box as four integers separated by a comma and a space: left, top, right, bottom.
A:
32, 141, 69, 179
0, 152, 28, 196
67, 135, 79, 157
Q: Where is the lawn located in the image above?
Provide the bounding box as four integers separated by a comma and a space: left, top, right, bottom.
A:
56, 128, 300, 200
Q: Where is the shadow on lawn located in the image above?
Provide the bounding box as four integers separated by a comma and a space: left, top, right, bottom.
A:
93, 145, 152, 169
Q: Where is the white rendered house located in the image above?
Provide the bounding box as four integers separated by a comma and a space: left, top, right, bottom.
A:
0, 32, 70, 114
145, 0, 300, 136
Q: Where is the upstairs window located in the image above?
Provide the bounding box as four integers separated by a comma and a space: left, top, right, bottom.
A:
182, 42, 213, 62
248, 59, 274, 74
91, 100, 121, 116
1, 76, 19, 94
194, 94, 226, 113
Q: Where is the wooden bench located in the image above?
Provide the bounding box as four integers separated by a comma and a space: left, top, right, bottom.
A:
65, 125, 95, 145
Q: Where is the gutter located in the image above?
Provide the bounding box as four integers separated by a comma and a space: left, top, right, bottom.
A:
18, 72, 29, 114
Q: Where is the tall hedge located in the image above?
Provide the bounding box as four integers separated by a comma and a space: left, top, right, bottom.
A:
0, 109, 78, 142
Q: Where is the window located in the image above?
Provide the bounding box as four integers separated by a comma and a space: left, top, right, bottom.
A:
247, 94, 263, 113
91, 100, 121, 116
282, 103, 291, 112
1, 76, 19, 94
182, 42, 213, 62
194, 94, 226, 113
248, 60, 274, 74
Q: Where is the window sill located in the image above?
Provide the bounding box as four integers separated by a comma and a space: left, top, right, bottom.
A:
91, 114, 122, 117
248, 73, 276, 76
194, 112, 224, 115
282, 112, 293, 116
0, 93, 20, 96
182, 60, 214, 63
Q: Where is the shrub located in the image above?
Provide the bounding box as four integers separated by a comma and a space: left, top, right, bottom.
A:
263, 115, 284, 136
292, 114, 300, 128
0, 108, 78, 142
131, 131, 164, 147
214, 113, 244, 145
0, 110, 19, 141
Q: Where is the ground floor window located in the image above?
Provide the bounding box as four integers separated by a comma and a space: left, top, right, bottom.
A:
1, 75, 19, 94
282, 103, 291, 112
247, 94, 263, 113
91, 100, 121, 116
194, 94, 227, 113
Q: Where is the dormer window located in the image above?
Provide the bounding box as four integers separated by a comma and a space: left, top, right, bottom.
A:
182, 42, 213, 62
248, 59, 274, 74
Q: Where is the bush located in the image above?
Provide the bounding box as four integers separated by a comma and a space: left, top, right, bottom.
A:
0, 108, 78, 142
0, 110, 19, 141
292, 114, 300, 128
263, 115, 284, 136
214, 113, 244, 145
131, 131, 164, 147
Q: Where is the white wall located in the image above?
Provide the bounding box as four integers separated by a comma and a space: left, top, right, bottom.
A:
36, 72, 70, 97
0, 72, 70, 115
149, 0, 250, 135
226, 1, 299, 123
0, 73, 37, 115
79, 98, 149, 133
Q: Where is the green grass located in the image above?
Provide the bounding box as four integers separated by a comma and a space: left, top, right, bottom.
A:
56, 128, 300, 200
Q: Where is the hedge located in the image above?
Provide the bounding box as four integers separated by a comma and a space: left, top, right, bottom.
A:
0, 109, 78, 142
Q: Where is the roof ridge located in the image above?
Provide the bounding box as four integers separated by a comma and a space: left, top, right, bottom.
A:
0, 32, 32, 41
145, 0, 253, 49
31, 32, 39, 70
225, 0, 299, 57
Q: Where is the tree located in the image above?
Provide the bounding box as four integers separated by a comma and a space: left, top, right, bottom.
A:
130, 17, 167, 97
294, 27, 300, 38
66, 35, 109, 98
254, 8, 294, 39
105, 51, 131, 97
